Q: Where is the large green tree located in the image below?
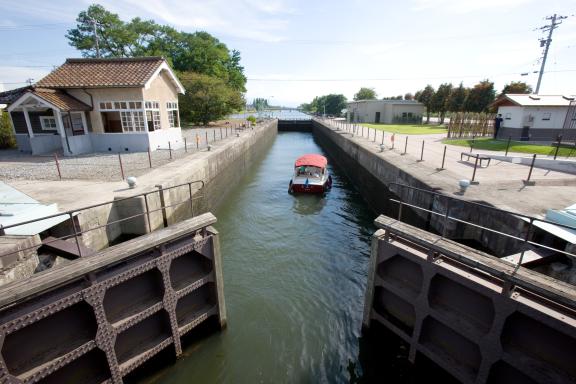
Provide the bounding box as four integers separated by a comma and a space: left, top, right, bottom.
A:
178, 73, 244, 125
500, 81, 532, 96
67, 4, 247, 93
416, 85, 435, 123
464, 80, 495, 112
353, 87, 377, 101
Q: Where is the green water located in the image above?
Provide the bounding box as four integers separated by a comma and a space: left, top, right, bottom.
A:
139, 132, 379, 383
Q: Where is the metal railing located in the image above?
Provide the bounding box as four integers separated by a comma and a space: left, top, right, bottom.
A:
0, 180, 205, 263
388, 182, 576, 266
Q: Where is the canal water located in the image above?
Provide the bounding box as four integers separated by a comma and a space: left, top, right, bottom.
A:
136, 131, 390, 383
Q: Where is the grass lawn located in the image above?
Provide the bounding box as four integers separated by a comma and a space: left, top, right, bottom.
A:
443, 137, 576, 157
360, 123, 447, 135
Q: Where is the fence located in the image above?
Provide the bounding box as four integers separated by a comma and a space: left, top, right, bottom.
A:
447, 112, 495, 138
0, 180, 206, 275
0, 122, 263, 182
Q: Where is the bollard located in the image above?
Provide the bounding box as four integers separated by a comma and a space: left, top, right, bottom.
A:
168, 141, 172, 159
402, 136, 408, 155
554, 135, 562, 160
391, 133, 395, 149
381, 131, 385, 145
213, 130, 216, 141
505, 136, 512, 156
196, 134, 200, 149
440, 145, 447, 169
205, 131, 208, 145
373, 128, 377, 142
147, 147, 152, 168
526, 154, 537, 183
220, 127, 223, 140
470, 135, 475, 153
53, 153, 62, 180
471, 156, 479, 182
118, 153, 125, 180
184, 138, 188, 153
419, 140, 425, 161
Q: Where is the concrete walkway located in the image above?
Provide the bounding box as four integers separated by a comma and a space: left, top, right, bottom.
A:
322, 119, 576, 217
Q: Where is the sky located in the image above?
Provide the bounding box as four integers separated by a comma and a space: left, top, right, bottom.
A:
0, 0, 575, 107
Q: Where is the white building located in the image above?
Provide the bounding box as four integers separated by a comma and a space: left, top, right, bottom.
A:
0, 57, 185, 156
492, 94, 576, 141
347, 100, 424, 124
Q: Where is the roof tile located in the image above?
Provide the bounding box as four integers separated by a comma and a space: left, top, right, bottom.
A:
36, 57, 165, 89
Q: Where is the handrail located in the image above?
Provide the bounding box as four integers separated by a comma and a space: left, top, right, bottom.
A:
0, 180, 205, 261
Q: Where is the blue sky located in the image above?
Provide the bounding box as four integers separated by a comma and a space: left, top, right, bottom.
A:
1, 0, 575, 107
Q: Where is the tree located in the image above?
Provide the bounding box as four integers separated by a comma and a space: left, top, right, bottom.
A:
430, 83, 452, 124
309, 94, 347, 116
67, 5, 246, 92
353, 87, 377, 101
500, 81, 532, 96
464, 80, 495, 112
178, 73, 244, 125
447, 82, 467, 112
416, 85, 435, 123
404, 93, 414, 100
0, 111, 16, 149
253, 98, 269, 111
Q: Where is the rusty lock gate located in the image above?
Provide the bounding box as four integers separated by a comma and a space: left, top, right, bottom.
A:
0, 213, 225, 384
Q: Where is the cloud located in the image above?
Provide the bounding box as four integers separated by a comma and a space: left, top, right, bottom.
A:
411, 0, 534, 13
95, 0, 293, 42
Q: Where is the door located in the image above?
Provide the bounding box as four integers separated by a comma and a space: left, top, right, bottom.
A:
375, 112, 381, 123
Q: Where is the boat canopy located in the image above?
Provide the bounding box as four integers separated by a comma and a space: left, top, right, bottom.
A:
295, 154, 327, 168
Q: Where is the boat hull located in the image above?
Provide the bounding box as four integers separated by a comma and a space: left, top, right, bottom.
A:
289, 175, 332, 194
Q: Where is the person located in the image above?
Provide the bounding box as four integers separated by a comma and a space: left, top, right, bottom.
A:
494, 114, 503, 139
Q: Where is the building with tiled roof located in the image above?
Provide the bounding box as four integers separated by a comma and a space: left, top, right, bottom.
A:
491, 94, 576, 141
1, 57, 185, 156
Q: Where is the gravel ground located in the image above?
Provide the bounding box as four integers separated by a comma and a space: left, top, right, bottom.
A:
0, 124, 255, 182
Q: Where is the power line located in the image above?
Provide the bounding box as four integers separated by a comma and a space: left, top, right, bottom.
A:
246, 69, 576, 82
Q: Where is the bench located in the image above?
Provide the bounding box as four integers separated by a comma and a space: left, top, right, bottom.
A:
460, 152, 491, 167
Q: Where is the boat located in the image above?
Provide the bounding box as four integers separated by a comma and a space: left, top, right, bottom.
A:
288, 154, 332, 194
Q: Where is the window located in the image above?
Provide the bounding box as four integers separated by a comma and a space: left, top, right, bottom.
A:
99, 100, 146, 133
166, 101, 179, 128
146, 110, 161, 131
505, 113, 512, 120
542, 112, 551, 121
40, 116, 57, 131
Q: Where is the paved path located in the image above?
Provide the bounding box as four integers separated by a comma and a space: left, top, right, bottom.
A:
322, 119, 576, 217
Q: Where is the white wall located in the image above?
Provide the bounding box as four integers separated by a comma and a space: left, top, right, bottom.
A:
498, 105, 568, 129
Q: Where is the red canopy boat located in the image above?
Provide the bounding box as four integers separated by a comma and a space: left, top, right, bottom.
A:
288, 154, 332, 194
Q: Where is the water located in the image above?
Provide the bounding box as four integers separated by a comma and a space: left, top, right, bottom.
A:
137, 132, 379, 383
228, 109, 311, 120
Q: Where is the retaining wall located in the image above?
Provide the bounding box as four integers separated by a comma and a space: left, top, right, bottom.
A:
312, 120, 526, 256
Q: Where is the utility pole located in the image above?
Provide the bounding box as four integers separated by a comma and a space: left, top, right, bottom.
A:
535, 14, 567, 94
25, 78, 34, 86
89, 18, 100, 58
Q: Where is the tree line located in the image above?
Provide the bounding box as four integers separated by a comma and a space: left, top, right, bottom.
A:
67, 4, 246, 125
300, 81, 531, 121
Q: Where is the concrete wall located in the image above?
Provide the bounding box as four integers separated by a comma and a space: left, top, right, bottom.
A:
312, 120, 526, 256
90, 132, 150, 153
14, 134, 31, 152
30, 135, 62, 155
148, 127, 184, 150
497, 105, 573, 140
67, 134, 93, 156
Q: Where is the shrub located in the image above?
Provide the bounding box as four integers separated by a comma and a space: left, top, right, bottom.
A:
246, 115, 256, 124
0, 111, 16, 149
